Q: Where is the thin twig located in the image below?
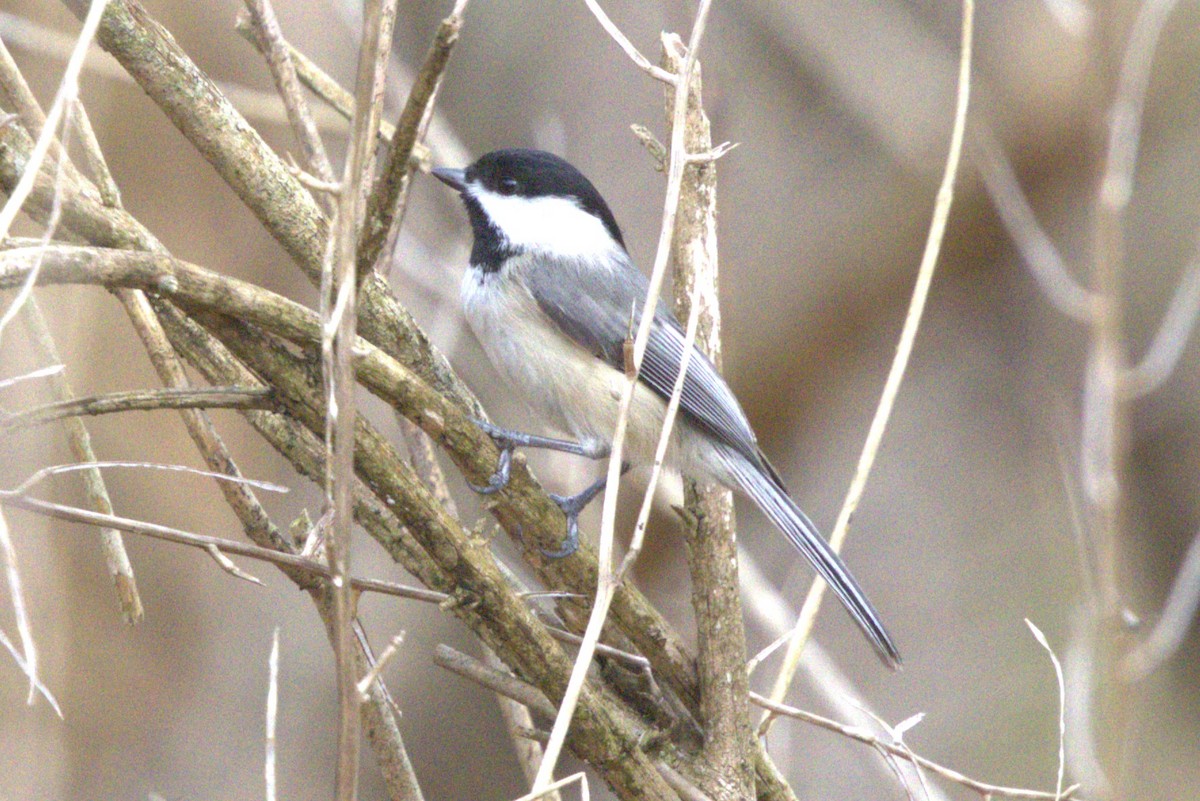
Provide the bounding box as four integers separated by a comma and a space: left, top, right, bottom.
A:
1120, 529, 1200, 680
357, 631, 405, 700
0, 386, 273, 433
1025, 620, 1066, 801
581, 0, 677, 85
323, 4, 398, 797
1119, 251, 1200, 398
0, 507, 39, 705
0, 364, 63, 391
358, 0, 468, 280
761, 0, 974, 724
511, 772, 588, 801
749, 693, 1085, 801
205, 543, 265, 586
654, 763, 714, 801
0, 493, 448, 602
0, 604, 61, 715
68, 97, 120, 206
17, 296, 144, 622
484, 645, 559, 801
233, 12, 396, 143
433, 644, 557, 721
971, 124, 1094, 321
9, 460, 287, 496
241, 0, 336, 196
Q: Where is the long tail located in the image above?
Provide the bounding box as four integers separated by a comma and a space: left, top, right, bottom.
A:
720, 448, 901, 670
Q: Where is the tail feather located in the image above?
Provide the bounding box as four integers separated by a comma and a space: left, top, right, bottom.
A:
721, 449, 901, 670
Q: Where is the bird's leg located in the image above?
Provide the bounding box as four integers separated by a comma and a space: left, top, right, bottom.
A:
543, 464, 630, 558
470, 419, 626, 557
469, 418, 610, 494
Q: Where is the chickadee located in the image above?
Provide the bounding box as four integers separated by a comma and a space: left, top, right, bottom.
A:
433, 148, 899, 669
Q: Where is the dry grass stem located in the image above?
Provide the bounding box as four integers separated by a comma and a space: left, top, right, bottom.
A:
0, 604, 61, 715
357, 631, 406, 699
0, 364, 63, 390
762, 0, 974, 724
322, 4, 398, 796
511, 772, 589, 801
0, 0, 105, 246
1025, 620, 1067, 801
0, 507, 39, 705
530, 2, 713, 791
265, 627, 280, 801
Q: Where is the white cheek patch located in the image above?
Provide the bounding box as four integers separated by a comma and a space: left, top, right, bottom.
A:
468, 185, 619, 259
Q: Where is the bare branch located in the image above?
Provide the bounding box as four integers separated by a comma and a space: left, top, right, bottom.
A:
1121, 529, 1200, 680
971, 124, 1094, 321
241, 0, 336, 191
433, 644, 557, 721
750, 693, 1085, 801
16, 297, 144, 622
205, 543, 266, 586
1120, 253, 1200, 397
581, 0, 677, 85
0, 386, 273, 432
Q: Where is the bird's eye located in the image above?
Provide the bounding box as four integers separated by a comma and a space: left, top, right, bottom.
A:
499, 177, 520, 195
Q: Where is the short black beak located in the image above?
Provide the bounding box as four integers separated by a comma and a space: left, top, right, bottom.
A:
431, 167, 467, 192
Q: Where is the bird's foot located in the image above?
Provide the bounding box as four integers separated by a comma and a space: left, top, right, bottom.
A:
541, 473, 613, 558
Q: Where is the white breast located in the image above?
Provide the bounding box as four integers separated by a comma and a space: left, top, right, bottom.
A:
461, 262, 681, 467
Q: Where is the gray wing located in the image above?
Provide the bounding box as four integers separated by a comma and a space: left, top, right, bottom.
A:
526, 253, 770, 473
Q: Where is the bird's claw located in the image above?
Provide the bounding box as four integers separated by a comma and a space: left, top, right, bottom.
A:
541, 491, 585, 558
470, 418, 529, 495
468, 446, 512, 495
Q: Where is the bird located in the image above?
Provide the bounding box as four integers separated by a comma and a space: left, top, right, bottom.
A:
432, 148, 899, 669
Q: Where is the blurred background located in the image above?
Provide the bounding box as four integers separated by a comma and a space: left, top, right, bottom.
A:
1, 0, 1198, 799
